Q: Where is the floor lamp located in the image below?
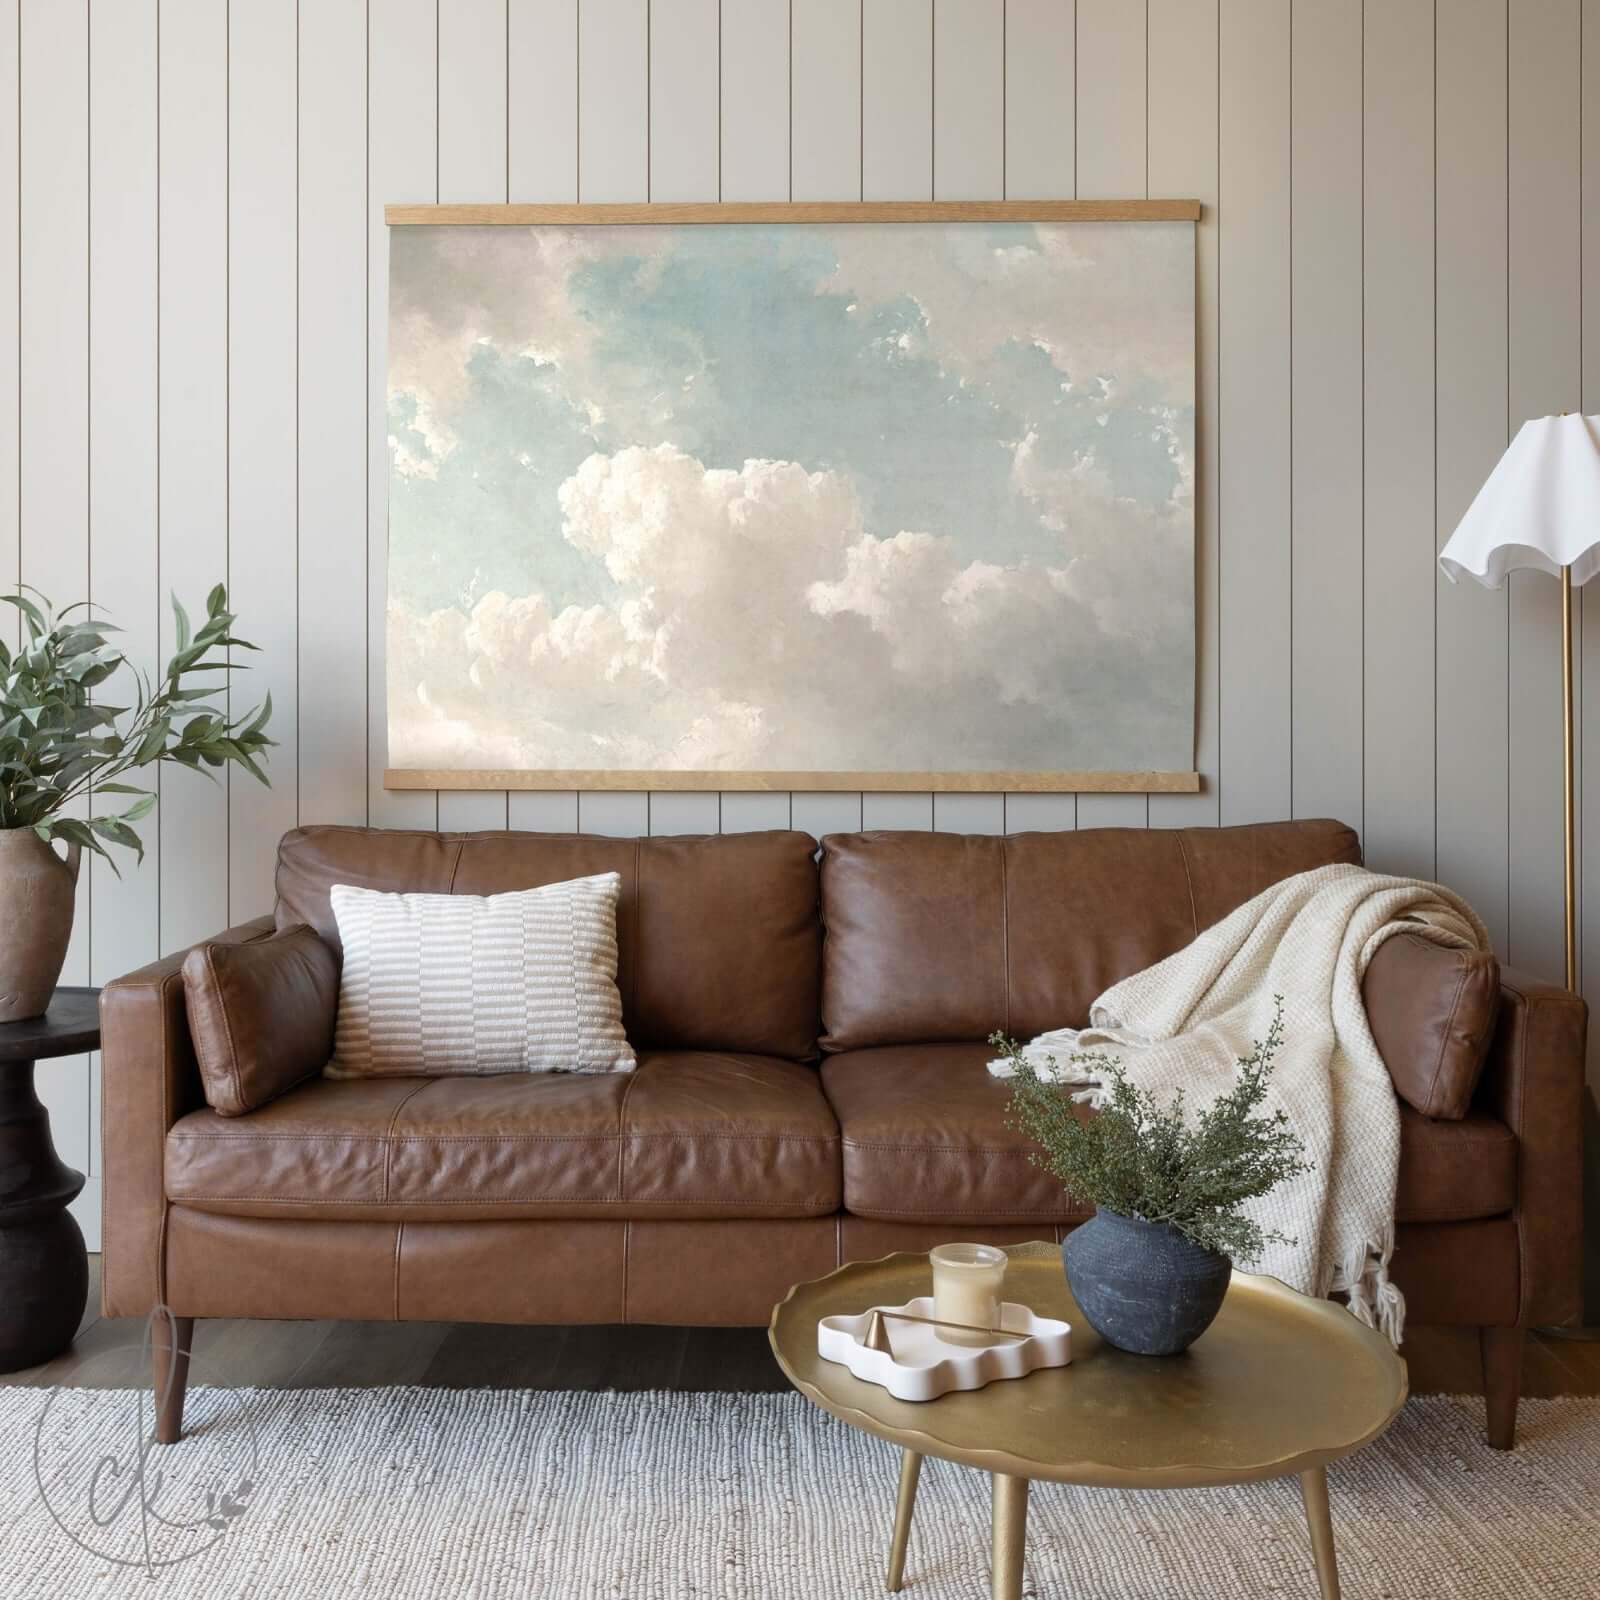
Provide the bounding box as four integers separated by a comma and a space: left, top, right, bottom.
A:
1438, 411, 1600, 1336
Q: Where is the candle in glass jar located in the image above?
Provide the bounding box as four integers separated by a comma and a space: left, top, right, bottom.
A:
929, 1243, 1008, 1346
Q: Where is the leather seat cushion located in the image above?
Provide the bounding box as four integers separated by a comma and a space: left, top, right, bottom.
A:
821, 1044, 1517, 1227
165, 1052, 841, 1221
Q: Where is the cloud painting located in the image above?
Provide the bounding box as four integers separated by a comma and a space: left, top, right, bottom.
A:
385, 219, 1195, 779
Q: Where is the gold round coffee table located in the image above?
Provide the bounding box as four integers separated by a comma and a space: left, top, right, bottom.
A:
769, 1241, 1407, 1599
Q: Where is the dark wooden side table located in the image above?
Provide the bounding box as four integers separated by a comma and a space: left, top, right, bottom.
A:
0, 986, 97, 1372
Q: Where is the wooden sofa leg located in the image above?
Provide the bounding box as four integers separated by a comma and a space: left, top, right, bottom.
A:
151, 1313, 195, 1445
1480, 1325, 1525, 1450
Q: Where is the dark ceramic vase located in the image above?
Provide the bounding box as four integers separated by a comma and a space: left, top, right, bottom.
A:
1063, 1207, 1232, 1356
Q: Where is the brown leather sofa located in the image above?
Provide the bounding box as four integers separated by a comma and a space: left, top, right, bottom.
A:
100, 818, 1585, 1449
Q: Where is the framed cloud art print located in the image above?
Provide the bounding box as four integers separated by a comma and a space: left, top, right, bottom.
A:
383, 201, 1200, 793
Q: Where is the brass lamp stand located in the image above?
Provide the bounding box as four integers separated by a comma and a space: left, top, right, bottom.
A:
1563, 563, 1577, 993
1437, 412, 1600, 1337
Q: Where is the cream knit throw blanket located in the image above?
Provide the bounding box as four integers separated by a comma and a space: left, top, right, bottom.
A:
987, 862, 1493, 1346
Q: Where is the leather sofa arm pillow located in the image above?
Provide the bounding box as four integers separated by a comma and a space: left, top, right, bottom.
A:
181, 923, 338, 1116
1360, 930, 1500, 1120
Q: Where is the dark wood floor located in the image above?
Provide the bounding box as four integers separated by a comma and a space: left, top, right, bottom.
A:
5, 1257, 1599, 1397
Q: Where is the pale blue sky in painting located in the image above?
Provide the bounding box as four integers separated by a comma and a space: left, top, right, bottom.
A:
386, 220, 1195, 774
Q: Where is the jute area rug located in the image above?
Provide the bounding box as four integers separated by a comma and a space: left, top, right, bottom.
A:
2, 1388, 1596, 1597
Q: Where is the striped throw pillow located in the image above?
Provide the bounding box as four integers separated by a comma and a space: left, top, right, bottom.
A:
325, 873, 635, 1077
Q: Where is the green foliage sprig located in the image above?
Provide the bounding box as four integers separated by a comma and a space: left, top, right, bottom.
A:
992, 998, 1312, 1263
0, 584, 273, 872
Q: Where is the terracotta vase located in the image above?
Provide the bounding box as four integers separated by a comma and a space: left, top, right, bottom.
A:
0, 827, 81, 1023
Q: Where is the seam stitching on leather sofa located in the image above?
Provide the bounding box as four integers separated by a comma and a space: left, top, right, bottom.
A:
1418, 936, 1471, 1114
999, 839, 1011, 1035
193, 943, 247, 1113
630, 839, 642, 1023
392, 1222, 404, 1320
444, 839, 466, 891
166, 1194, 838, 1208
842, 1139, 1035, 1156
380, 1080, 437, 1201
168, 1131, 841, 1145
1175, 831, 1200, 938
616, 1065, 639, 1201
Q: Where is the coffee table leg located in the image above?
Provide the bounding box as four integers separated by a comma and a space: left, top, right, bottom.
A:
990, 1473, 1029, 1600
885, 1448, 922, 1591
1298, 1466, 1341, 1600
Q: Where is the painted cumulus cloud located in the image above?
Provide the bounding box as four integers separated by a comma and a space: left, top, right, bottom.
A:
385, 221, 1195, 775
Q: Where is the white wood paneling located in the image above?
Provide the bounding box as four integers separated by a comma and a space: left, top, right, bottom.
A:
154, 0, 230, 947
0, 0, 13, 616
1075, 0, 1144, 201
1146, 0, 1218, 830
649, 792, 720, 835
863, 0, 932, 201
721, 0, 789, 200
650, 0, 719, 201
791, 791, 862, 841
1004, 0, 1073, 201
157, 0, 231, 952
1363, 0, 1435, 876
933, 0, 1002, 200
1006, 793, 1076, 833
21, 0, 90, 1183
437, 0, 513, 835
88, 0, 160, 1222
792, 0, 861, 200
721, 793, 792, 832
1508, 0, 1582, 985
228, 0, 299, 914
511, 0, 579, 203
299, 0, 369, 829
863, 792, 934, 830
440, 0, 509, 203
369, 0, 440, 833
579, 791, 651, 835
1437, 0, 1510, 951
1074, 0, 1149, 832
579, 0, 648, 203
1289, 0, 1362, 836
1217, 0, 1291, 826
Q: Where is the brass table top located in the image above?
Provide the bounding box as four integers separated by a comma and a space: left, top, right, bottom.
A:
769, 1241, 1408, 1490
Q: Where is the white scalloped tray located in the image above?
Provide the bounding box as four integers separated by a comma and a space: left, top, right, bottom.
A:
817, 1296, 1071, 1402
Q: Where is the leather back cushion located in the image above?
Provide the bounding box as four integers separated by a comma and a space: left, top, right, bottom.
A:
275, 827, 822, 1061
1361, 931, 1500, 1120
819, 818, 1361, 1050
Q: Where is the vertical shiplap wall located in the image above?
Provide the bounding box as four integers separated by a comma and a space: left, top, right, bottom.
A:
8, 1, 1600, 1255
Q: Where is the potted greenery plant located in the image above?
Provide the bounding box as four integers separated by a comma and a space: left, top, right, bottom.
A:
0, 586, 272, 1021
992, 1001, 1310, 1356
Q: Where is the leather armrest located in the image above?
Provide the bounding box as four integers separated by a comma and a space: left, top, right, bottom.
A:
1475, 967, 1587, 1326
99, 915, 276, 1316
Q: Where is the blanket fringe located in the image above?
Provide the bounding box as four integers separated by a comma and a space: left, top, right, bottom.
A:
1331, 1227, 1406, 1347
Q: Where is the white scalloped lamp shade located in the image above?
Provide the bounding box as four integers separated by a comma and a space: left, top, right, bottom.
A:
1439, 413, 1600, 588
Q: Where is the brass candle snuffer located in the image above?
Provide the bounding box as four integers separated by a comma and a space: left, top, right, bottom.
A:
862, 1307, 1030, 1360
